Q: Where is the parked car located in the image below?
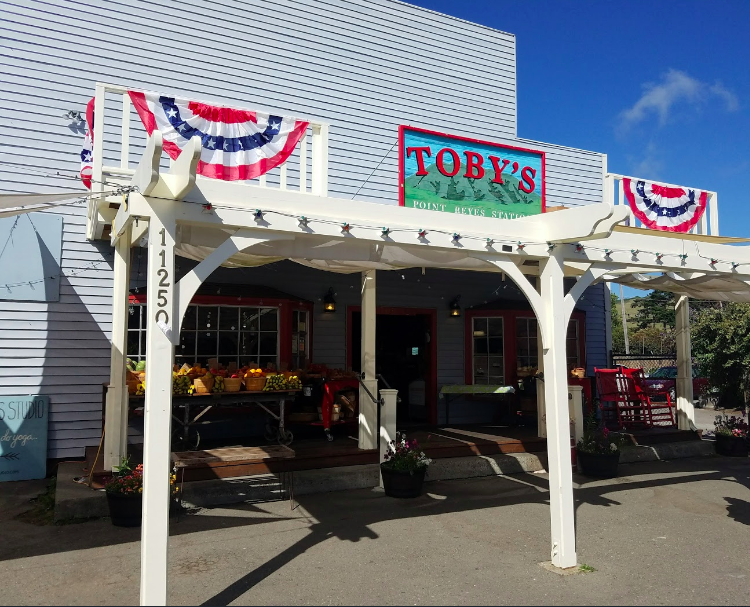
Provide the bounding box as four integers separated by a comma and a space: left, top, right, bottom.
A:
643, 365, 709, 402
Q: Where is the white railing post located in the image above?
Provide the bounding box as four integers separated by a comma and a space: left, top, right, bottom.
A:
709, 192, 720, 236
311, 124, 323, 196
121, 94, 131, 170
299, 131, 308, 193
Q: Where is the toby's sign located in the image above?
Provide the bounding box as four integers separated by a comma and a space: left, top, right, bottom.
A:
399, 126, 545, 219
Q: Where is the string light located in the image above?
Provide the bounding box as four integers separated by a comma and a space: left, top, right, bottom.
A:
574, 243, 584, 253
381, 227, 391, 236
656, 252, 664, 262
486, 238, 495, 247
516, 241, 525, 250
418, 229, 428, 239
452, 233, 461, 242
732, 262, 740, 270
298, 216, 308, 228
341, 222, 351, 233
631, 249, 639, 256
547, 242, 555, 251
604, 249, 612, 258
710, 258, 718, 266
254, 209, 264, 220
679, 253, 688, 261
201, 203, 213, 212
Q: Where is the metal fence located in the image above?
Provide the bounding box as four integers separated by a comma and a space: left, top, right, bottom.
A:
610, 354, 677, 376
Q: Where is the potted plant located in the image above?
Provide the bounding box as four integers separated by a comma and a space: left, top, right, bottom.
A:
380, 433, 432, 498
714, 413, 749, 457
576, 411, 625, 478
105, 458, 179, 527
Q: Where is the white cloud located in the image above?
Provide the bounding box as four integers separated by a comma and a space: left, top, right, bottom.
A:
618, 69, 739, 130
628, 141, 663, 178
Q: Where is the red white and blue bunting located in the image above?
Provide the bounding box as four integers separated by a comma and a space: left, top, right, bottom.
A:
79, 97, 95, 189
128, 91, 309, 181
623, 178, 707, 233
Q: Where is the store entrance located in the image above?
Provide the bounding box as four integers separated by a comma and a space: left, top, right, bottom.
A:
350, 310, 434, 426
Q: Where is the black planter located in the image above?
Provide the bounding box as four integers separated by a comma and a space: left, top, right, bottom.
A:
576, 450, 620, 478
106, 492, 143, 527
715, 434, 749, 457
380, 465, 426, 498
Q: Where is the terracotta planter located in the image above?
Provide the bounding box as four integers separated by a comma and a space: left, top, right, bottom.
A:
380, 465, 426, 498
106, 492, 142, 527
576, 450, 620, 478
715, 434, 749, 457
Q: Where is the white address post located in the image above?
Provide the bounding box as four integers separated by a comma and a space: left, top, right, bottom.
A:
141, 206, 177, 606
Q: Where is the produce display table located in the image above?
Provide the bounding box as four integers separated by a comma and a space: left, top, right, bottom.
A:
439, 384, 516, 425
129, 390, 300, 449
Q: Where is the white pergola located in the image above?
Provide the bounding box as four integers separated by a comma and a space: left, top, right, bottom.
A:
95, 127, 750, 605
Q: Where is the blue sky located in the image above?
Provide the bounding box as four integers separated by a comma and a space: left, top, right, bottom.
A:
410, 0, 750, 238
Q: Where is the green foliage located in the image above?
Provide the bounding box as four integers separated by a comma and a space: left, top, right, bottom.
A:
576, 409, 627, 455
629, 326, 675, 355
692, 303, 750, 406
610, 292, 626, 354
579, 564, 596, 573
631, 291, 676, 330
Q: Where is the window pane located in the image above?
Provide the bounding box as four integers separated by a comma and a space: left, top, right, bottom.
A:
488, 337, 503, 355
567, 321, 578, 338
240, 308, 259, 331
179, 332, 196, 361
218, 356, 238, 370
516, 318, 527, 338
473, 337, 488, 355
488, 318, 503, 337
240, 332, 259, 357
182, 306, 197, 331
198, 306, 218, 330
259, 356, 277, 370
218, 332, 239, 356
473, 317, 487, 336
128, 306, 141, 330
259, 333, 277, 356
197, 331, 217, 355
259, 308, 278, 331
219, 307, 238, 330
473, 356, 488, 383
529, 320, 538, 337
489, 356, 504, 377
140, 331, 147, 358
127, 331, 141, 358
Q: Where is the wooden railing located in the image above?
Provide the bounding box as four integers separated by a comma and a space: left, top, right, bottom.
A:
87, 82, 329, 239
604, 173, 719, 236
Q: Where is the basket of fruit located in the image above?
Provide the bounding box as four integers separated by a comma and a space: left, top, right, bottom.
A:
263, 374, 288, 391
243, 368, 266, 391
286, 375, 302, 390
224, 377, 242, 392
193, 374, 214, 394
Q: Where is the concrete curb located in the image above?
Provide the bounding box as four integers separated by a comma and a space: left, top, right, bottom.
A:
53, 440, 717, 516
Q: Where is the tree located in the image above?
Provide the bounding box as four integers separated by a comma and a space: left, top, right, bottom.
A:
629, 326, 675, 355
631, 291, 676, 329
692, 302, 750, 407
610, 291, 626, 353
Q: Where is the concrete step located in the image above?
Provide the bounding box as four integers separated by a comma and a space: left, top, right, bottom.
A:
54, 440, 719, 517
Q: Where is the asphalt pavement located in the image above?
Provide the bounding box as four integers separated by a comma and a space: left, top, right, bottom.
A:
1, 455, 749, 605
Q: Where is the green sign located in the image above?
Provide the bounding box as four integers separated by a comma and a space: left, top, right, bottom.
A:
0, 395, 49, 482
399, 126, 545, 219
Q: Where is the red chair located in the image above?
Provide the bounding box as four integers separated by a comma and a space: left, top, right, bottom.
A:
594, 367, 650, 430
620, 367, 676, 427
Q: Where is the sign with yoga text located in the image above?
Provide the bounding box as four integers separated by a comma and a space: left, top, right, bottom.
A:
0, 395, 49, 482
399, 126, 545, 219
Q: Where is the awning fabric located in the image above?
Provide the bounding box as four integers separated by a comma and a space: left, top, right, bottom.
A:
606, 272, 750, 302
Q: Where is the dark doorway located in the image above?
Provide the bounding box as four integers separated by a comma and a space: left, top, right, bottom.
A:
351, 311, 433, 426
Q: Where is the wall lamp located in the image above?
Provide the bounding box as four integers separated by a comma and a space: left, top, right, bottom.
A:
449, 295, 461, 317
323, 287, 337, 313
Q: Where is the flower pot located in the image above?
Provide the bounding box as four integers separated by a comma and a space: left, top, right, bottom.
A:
715, 434, 749, 457
380, 465, 426, 498
576, 450, 620, 478
106, 491, 142, 527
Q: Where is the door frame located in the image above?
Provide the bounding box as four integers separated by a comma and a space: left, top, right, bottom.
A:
347, 306, 438, 425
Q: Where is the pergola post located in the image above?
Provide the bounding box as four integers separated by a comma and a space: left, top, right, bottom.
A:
359, 270, 378, 450
540, 251, 577, 569
140, 206, 177, 607
379, 388, 398, 487
674, 295, 695, 430
104, 222, 132, 470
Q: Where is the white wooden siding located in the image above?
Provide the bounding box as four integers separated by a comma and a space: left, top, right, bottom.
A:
0, 0, 607, 456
